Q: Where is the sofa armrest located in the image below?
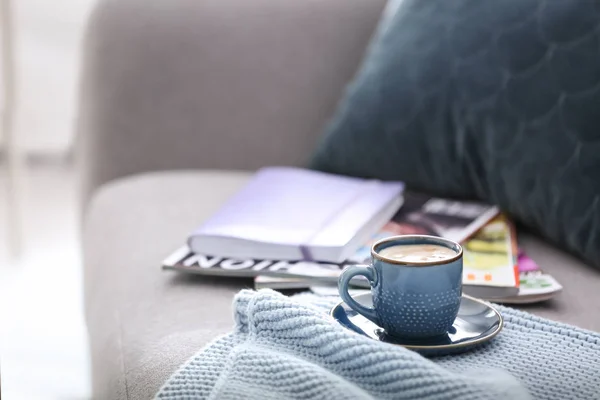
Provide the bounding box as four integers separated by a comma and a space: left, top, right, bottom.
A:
76, 0, 386, 202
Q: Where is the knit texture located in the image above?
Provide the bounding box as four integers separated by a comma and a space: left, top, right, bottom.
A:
157, 290, 600, 399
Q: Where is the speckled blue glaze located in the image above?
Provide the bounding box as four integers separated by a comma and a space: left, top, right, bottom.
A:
339, 235, 463, 339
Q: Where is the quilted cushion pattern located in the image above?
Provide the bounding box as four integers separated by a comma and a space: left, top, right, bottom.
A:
311, 0, 600, 267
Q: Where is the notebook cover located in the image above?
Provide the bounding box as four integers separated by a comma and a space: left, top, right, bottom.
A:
191, 167, 404, 248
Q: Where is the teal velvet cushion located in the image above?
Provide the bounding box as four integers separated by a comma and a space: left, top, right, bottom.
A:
311, 0, 600, 267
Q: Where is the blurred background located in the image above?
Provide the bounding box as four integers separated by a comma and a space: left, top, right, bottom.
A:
0, 0, 95, 398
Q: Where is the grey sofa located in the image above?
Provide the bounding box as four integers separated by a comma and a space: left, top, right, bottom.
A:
77, 0, 600, 398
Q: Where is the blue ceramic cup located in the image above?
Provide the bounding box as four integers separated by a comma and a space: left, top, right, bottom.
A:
338, 235, 463, 339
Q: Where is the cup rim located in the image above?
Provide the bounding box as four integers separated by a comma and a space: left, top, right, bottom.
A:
371, 234, 463, 266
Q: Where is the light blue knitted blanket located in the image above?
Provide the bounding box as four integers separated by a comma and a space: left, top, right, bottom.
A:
157, 290, 600, 399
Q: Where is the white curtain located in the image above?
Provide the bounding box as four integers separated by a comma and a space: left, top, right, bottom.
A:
1, 0, 21, 259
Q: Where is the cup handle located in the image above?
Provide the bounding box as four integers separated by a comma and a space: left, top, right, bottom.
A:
338, 265, 379, 325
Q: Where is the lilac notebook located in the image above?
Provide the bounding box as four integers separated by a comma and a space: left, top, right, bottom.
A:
188, 167, 404, 262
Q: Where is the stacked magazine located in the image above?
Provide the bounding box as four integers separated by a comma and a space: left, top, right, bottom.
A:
302, 214, 562, 304
162, 190, 562, 304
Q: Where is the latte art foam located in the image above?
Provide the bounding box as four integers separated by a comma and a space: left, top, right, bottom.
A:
377, 244, 457, 263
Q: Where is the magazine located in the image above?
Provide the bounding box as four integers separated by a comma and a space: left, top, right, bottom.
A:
498, 251, 563, 304
254, 275, 317, 290
346, 192, 498, 263
460, 214, 519, 299
162, 245, 349, 283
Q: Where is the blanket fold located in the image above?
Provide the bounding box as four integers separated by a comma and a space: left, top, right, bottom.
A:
157, 290, 600, 399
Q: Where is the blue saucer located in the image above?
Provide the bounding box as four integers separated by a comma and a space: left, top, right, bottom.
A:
330, 293, 503, 356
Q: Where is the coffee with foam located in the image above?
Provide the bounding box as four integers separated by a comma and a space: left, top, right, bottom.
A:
377, 244, 457, 263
